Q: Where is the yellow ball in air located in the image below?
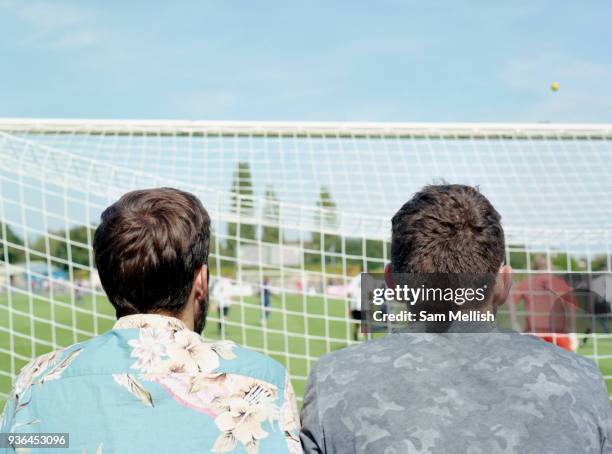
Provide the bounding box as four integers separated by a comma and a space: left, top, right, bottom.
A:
550, 82, 559, 92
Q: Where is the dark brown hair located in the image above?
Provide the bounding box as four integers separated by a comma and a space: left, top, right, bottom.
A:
93, 188, 210, 318
391, 184, 505, 274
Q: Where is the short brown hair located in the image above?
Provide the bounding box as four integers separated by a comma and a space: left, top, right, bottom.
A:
93, 188, 210, 317
391, 184, 504, 274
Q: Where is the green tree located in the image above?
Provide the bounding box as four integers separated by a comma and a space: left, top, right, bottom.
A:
226, 162, 256, 257
311, 186, 341, 264
0, 222, 25, 263
261, 186, 281, 244
591, 254, 609, 271
32, 225, 94, 271
342, 238, 387, 273
549, 253, 587, 272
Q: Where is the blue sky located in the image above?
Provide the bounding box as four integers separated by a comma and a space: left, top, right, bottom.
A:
0, 1, 611, 123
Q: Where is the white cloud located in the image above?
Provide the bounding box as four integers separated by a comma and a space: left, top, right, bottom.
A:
2, 0, 102, 51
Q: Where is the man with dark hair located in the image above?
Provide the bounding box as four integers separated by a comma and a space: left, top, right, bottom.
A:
93, 188, 212, 329
300, 184, 611, 453
2, 188, 301, 454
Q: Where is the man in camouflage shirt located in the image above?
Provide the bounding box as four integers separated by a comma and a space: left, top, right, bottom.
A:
300, 184, 611, 453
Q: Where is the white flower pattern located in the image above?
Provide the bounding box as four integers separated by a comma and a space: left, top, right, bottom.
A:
116, 314, 300, 453
211, 380, 279, 454
4, 313, 301, 453
127, 327, 172, 372
164, 330, 221, 373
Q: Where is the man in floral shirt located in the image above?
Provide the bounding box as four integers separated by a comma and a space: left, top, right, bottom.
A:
1, 188, 301, 454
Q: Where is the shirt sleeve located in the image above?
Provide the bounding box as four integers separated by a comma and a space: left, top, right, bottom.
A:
0, 396, 15, 434
2, 360, 34, 437
281, 371, 303, 454
1, 370, 28, 454
595, 372, 612, 453
300, 367, 325, 453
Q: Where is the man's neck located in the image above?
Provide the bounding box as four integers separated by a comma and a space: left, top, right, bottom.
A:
156, 309, 194, 331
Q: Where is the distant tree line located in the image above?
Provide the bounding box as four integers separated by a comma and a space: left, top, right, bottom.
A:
3, 165, 610, 276
0, 222, 93, 271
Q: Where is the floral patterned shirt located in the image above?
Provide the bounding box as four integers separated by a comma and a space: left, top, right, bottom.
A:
1, 314, 302, 454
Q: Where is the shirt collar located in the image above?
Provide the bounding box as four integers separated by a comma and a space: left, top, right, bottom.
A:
391, 320, 500, 334
113, 313, 189, 332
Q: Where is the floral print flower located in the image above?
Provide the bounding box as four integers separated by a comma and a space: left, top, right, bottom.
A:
5, 313, 301, 453
165, 330, 220, 373
210, 340, 237, 360
7, 346, 82, 429
112, 373, 153, 407
213, 400, 269, 453
211, 379, 280, 454
12, 350, 61, 399
128, 327, 172, 372
112, 314, 298, 453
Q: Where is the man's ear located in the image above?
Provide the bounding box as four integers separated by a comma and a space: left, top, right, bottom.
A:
194, 265, 208, 302
384, 263, 395, 289
492, 265, 512, 307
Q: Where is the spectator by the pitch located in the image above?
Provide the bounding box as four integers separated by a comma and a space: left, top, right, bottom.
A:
300, 184, 611, 454
1, 188, 302, 454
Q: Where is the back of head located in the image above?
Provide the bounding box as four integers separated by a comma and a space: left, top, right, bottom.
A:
391, 184, 505, 275
303, 185, 611, 453
93, 188, 210, 318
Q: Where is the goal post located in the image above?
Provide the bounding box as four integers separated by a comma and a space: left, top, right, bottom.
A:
1, 119, 612, 402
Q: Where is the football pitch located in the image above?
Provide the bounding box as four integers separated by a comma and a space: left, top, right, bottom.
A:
1, 292, 611, 406
0, 291, 352, 403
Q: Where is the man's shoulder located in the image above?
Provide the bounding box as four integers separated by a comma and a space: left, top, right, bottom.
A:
10, 341, 89, 399
511, 333, 603, 381
310, 335, 406, 379
319, 332, 437, 360
203, 340, 287, 386
312, 332, 604, 386
13, 337, 288, 397
205, 339, 283, 367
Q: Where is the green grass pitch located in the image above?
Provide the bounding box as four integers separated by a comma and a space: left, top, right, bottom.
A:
0, 291, 352, 404
1, 292, 611, 406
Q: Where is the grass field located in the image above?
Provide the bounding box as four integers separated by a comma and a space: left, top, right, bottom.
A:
0, 290, 353, 403
1, 290, 612, 406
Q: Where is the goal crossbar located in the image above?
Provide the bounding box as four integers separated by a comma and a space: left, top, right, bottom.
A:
0, 118, 611, 139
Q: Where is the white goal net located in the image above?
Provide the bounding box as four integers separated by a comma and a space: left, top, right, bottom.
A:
1, 119, 612, 402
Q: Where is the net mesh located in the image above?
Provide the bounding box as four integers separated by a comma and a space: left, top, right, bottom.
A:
1, 119, 612, 401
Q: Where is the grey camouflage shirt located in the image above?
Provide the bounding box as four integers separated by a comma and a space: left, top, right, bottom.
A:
300, 327, 612, 453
